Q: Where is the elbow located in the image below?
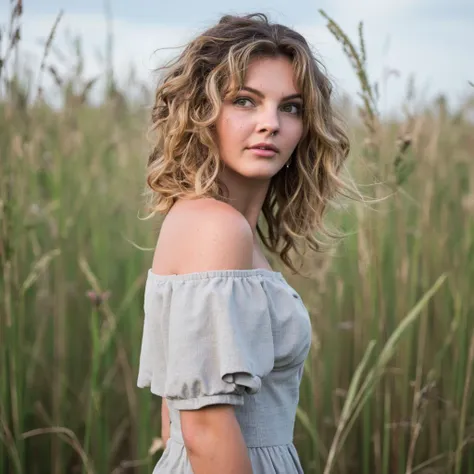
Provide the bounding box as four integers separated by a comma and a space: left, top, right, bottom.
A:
180, 413, 215, 449
181, 420, 223, 455
181, 424, 207, 453
180, 404, 238, 450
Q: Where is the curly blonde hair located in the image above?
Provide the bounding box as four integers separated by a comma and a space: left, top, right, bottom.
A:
144, 12, 351, 275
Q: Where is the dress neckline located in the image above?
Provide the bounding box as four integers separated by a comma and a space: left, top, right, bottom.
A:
147, 267, 283, 282
146, 268, 308, 310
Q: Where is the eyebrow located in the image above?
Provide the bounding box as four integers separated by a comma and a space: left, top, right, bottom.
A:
240, 86, 303, 101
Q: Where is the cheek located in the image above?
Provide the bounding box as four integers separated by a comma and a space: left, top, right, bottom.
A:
287, 121, 304, 147
217, 114, 247, 147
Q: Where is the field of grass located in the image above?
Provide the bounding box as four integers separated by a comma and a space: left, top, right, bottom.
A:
1, 4, 474, 474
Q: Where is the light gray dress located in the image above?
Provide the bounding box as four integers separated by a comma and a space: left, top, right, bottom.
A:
137, 268, 312, 473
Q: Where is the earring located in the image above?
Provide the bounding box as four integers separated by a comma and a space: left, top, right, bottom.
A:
286, 159, 291, 169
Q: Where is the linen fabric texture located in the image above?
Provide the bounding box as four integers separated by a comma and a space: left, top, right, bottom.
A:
137, 268, 312, 473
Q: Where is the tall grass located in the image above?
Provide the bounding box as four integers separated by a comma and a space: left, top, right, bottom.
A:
1, 3, 474, 473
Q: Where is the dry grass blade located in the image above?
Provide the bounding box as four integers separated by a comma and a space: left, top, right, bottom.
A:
339, 340, 376, 423
20, 427, 94, 474
341, 274, 448, 439
454, 329, 474, 474
323, 274, 447, 474
35, 9, 64, 102
77, 255, 138, 419
323, 340, 376, 474
358, 21, 366, 65
319, 9, 378, 126
296, 405, 328, 459
0, 412, 22, 474
110, 457, 152, 474
0, 1, 22, 81
376, 274, 447, 368
78, 255, 118, 351
21, 249, 61, 294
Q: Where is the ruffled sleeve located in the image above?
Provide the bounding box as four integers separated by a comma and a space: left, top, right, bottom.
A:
137, 270, 275, 410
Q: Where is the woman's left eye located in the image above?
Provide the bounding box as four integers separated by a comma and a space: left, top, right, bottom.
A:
281, 103, 302, 115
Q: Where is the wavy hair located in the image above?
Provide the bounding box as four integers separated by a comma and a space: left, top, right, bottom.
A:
144, 12, 352, 275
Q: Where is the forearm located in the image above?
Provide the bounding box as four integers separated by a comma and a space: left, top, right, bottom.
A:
184, 421, 253, 474
161, 398, 170, 446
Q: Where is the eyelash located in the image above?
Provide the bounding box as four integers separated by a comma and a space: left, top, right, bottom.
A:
233, 97, 303, 116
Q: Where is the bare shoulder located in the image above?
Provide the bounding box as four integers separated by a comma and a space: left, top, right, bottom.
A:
151, 198, 254, 275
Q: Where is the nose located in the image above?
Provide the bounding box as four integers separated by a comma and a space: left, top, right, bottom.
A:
256, 104, 280, 136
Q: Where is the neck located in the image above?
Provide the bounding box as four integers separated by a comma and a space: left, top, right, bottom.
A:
218, 168, 271, 234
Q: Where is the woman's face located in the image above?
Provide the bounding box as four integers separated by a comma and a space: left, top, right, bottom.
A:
215, 56, 304, 181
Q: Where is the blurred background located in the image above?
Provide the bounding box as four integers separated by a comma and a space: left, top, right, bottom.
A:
1, 0, 473, 473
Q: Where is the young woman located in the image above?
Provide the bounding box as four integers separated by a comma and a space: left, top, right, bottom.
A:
137, 12, 350, 474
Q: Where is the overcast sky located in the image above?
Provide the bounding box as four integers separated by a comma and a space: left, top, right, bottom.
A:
2, 0, 473, 115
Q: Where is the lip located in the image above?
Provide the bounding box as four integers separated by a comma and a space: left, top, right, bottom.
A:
248, 142, 280, 153
247, 148, 277, 157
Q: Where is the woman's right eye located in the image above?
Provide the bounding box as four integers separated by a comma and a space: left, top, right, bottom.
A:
233, 97, 254, 107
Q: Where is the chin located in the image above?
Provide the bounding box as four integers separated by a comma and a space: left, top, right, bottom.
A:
240, 164, 281, 180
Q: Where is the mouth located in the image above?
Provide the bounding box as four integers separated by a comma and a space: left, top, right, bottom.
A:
248, 143, 280, 153
247, 142, 280, 158
247, 148, 277, 157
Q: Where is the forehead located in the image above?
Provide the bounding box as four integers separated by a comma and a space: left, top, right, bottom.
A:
243, 56, 300, 94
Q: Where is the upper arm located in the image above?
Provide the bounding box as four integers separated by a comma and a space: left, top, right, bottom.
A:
152, 199, 254, 436
153, 198, 254, 275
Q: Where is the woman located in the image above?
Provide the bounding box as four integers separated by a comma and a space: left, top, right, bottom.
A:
137, 12, 350, 474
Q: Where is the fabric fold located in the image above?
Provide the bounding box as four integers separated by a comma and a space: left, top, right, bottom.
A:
137, 269, 275, 410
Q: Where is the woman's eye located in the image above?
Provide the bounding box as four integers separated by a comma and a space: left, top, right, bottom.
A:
281, 103, 302, 115
233, 97, 254, 107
